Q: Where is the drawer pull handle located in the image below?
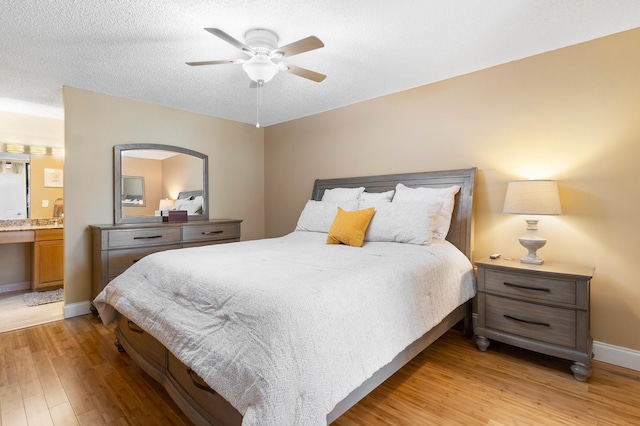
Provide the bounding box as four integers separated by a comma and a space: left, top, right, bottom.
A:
201, 230, 223, 235
133, 235, 163, 240
503, 282, 550, 292
187, 368, 216, 394
127, 320, 144, 334
504, 314, 550, 327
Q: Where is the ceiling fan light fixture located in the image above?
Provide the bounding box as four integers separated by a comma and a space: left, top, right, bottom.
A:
242, 54, 279, 83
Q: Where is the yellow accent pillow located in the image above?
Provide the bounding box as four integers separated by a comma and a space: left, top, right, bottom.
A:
326, 207, 375, 247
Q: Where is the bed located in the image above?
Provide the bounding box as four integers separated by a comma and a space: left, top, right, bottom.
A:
94, 167, 477, 426
166, 190, 205, 215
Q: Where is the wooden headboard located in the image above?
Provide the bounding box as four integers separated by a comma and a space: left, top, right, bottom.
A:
311, 168, 476, 260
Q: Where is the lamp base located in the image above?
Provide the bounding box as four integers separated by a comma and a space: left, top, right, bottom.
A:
518, 219, 547, 265
520, 253, 544, 265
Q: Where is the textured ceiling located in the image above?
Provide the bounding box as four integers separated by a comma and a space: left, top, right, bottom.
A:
1, 1, 639, 126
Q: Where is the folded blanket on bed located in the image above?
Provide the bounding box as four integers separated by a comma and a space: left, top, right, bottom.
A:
94, 231, 476, 425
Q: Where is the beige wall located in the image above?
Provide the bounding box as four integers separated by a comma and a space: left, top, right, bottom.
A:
264, 28, 640, 351
162, 153, 202, 200
30, 154, 64, 218
63, 87, 264, 306
0, 110, 63, 148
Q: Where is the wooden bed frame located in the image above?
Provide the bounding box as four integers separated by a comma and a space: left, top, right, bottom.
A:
113, 167, 477, 425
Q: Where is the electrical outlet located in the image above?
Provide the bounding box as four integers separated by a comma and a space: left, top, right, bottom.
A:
42, 200, 49, 207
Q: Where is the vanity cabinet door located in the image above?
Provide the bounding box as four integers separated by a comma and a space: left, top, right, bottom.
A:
33, 230, 64, 290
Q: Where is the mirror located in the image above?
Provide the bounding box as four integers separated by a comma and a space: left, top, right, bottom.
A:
122, 176, 145, 206
0, 151, 65, 220
0, 153, 29, 219
114, 144, 208, 224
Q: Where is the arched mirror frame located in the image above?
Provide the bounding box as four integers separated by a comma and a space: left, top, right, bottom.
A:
114, 143, 209, 224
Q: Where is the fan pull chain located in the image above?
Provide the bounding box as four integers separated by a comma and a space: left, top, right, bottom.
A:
256, 81, 263, 128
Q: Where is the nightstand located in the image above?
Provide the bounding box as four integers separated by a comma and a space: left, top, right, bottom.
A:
474, 257, 594, 381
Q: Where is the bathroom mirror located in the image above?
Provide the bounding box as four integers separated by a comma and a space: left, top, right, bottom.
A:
0, 151, 65, 220
0, 153, 29, 219
114, 144, 208, 224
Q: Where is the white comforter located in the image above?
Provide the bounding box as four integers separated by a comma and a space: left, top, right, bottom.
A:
94, 231, 476, 425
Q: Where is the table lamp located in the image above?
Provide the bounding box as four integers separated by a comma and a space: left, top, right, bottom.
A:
503, 180, 562, 265
158, 198, 175, 210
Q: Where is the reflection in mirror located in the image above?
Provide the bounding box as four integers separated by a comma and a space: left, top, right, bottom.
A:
122, 176, 145, 206
114, 144, 208, 224
0, 153, 29, 219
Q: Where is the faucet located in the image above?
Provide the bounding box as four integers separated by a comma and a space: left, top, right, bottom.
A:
53, 197, 64, 218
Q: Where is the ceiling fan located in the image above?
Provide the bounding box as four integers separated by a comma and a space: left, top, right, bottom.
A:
186, 28, 326, 85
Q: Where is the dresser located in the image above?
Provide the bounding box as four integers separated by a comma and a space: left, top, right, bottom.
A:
90, 219, 241, 299
474, 257, 594, 381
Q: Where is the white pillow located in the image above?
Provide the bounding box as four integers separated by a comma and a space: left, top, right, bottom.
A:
321, 187, 365, 202
295, 200, 359, 233
358, 190, 394, 209
169, 196, 203, 215
392, 183, 461, 239
365, 202, 440, 245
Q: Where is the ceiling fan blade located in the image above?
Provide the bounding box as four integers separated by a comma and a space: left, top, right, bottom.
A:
285, 64, 326, 82
185, 60, 236, 66
275, 36, 324, 57
204, 28, 253, 53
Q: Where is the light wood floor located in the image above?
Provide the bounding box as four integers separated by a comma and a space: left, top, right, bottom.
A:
1, 316, 639, 426
0, 291, 64, 334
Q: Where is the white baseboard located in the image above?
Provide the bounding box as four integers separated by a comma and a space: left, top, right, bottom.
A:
471, 313, 639, 373
593, 341, 640, 372
64, 300, 92, 318
0, 281, 30, 294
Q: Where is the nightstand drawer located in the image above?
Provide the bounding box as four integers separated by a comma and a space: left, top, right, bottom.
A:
485, 294, 576, 348
485, 270, 576, 305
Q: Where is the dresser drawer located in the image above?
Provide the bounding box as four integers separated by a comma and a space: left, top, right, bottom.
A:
485, 269, 576, 305
182, 223, 240, 244
485, 294, 576, 348
116, 314, 166, 372
107, 227, 181, 249
108, 244, 181, 275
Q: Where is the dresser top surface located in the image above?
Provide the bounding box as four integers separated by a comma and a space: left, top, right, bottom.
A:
89, 218, 242, 231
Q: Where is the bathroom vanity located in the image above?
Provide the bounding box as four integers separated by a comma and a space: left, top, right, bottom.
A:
0, 221, 64, 291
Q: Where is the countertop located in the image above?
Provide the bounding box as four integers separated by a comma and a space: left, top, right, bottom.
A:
0, 218, 64, 232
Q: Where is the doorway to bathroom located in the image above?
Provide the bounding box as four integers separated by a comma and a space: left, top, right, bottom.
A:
0, 109, 65, 333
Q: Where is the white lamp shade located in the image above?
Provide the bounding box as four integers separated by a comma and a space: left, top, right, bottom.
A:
242, 54, 279, 83
158, 198, 175, 210
503, 180, 562, 215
